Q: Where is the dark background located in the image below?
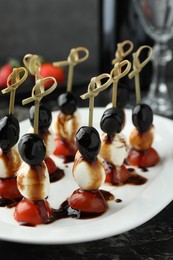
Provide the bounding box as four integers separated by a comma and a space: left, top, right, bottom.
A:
0, 0, 99, 87
0, 0, 173, 108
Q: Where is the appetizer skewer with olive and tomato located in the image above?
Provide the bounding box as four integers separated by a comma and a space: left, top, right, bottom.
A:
100, 61, 132, 185
127, 46, 160, 168
52, 47, 89, 162
0, 67, 28, 206
66, 74, 114, 218
14, 77, 57, 226
14, 133, 52, 226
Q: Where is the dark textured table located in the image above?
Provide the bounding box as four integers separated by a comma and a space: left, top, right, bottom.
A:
0, 101, 173, 260
0, 202, 172, 260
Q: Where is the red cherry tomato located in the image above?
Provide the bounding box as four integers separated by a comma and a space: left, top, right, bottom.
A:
0, 178, 22, 200
127, 148, 142, 167
14, 199, 52, 226
103, 162, 113, 183
40, 63, 65, 87
112, 164, 130, 185
53, 138, 71, 156
104, 163, 130, 185
128, 147, 160, 168
105, 171, 112, 183
140, 147, 160, 168
0, 64, 13, 88
68, 189, 107, 213
45, 157, 57, 174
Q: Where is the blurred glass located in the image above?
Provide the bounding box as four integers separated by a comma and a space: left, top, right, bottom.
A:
134, 0, 173, 116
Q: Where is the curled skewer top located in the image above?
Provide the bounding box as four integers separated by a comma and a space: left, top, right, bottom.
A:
112, 40, 134, 65
2, 67, 28, 114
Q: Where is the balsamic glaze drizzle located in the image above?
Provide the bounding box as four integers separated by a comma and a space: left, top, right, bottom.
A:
49, 168, 65, 183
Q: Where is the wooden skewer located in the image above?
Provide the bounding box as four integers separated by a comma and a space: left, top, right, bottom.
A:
23, 54, 41, 82
81, 73, 112, 127
53, 47, 89, 93
128, 45, 153, 104
112, 40, 134, 65
22, 77, 57, 134
1, 67, 28, 114
110, 60, 131, 108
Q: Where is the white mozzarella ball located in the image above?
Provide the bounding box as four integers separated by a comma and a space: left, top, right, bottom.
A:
52, 111, 80, 142
72, 152, 105, 190
0, 148, 21, 178
17, 161, 50, 200
100, 132, 127, 166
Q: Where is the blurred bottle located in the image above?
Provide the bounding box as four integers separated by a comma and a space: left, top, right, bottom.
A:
98, 0, 154, 91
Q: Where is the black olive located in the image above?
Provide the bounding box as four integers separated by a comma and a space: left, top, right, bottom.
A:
57, 92, 77, 115
132, 104, 153, 132
76, 126, 101, 162
29, 104, 52, 133
18, 133, 46, 166
0, 114, 19, 152
100, 107, 125, 134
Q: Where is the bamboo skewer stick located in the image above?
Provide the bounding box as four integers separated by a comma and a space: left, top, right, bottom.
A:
112, 40, 134, 65
1, 67, 28, 114
81, 74, 112, 127
53, 47, 89, 93
129, 45, 153, 104
110, 60, 131, 108
22, 77, 57, 134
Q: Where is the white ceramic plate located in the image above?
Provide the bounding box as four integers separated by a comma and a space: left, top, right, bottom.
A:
0, 108, 173, 245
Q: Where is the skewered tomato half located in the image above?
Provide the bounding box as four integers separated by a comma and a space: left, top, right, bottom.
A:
127, 147, 160, 168
0, 177, 22, 200
14, 199, 52, 226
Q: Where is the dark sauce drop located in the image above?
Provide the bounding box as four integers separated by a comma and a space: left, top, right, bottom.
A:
105, 162, 148, 186
115, 199, 122, 203
127, 168, 135, 172
127, 168, 148, 185
124, 159, 129, 166
105, 133, 115, 144
0, 197, 22, 208
20, 222, 34, 227
99, 189, 115, 201
37, 200, 50, 223
126, 174, 147, 185
63, 155, 75, 164
49, 168, 65, 183
140, 167, 149, 172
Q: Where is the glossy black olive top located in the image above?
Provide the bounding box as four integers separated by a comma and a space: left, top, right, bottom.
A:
18, 133, 46, 166
57, 92, 77, 115
132, 104, 153, 133
29, 104, 52, 133
76, 126, 101, 162
100, 107, 124, 134
0, 114, 19, 152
